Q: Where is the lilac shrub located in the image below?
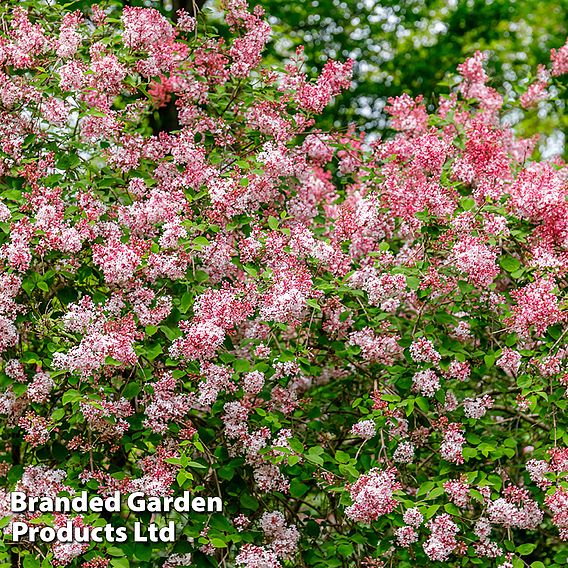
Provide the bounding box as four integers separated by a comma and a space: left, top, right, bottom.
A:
0, 1, 567, 566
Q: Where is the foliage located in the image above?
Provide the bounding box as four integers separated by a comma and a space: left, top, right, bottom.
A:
0, 1, 567, 568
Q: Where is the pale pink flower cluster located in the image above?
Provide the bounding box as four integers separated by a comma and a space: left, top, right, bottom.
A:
457, 51, 503, 113
345, 468, 401, 523
19, 412, 50, 446
0, 274, 22, 353
545, 487, 568, 540
452, 237, 499, 287
27, 371, 54, 403
463, 394, 494, 419
520, 65, 549, 109
393, 441, 415, 464
550, 39, 568, 76
496, 348, 522, 377
53, 299, 141, 376
5, 359, 25, 382
445, 360, 471, 381
121, 6, 176, 51
56, 11, 83, 59
92, 239, 141, 284
423, 513, 459, 561
292, 54, 353, 114
260, 511, 300, 559
412, 369, 440, 397
385, 94, 428, 132
444, 478, 471, 507
80, 397, 133, 442
236, 544, 281, 568
527, 447, 568, 490
403, 507, 424, 527
197, 363, 234, 408
349, 267, 407, 312
409, 337, 441, 365
440, 422, 466, 464
52, 517, 89, 565
395, 525, 418, 547
144, 372, 192, 433
487, 486, 543, 530
350, 419, 376, 440
348, 327, 402, 365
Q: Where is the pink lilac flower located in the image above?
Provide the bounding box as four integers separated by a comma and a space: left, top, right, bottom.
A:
526, 459, 551, 489
80, 397, 133, 442
507, 278, 565, 337
56, 11, 82, 58
235, 544, 281, 568
395, 526, 418, 547
92, 239, 141, 284
345, 468, 401, 523
348, 328, 402, 365
260, 511, 300, 559
412, 369, 441, 397
233, 514, 251, 532
144, 372, 192, 433
520, 65, 549, 108
550, 39, 568, 76
350, 420, 376, 440
409, 338, 441, 365
385, 94, 428, 133
445, 360, 471, 381
423, 513, 459, 561
19, 412, 50, 446
5, 359, 26, 382
393, 442, 415, 464
487, 486, 543, 530
292, 56, 353, 114
463, 395, 493, 419
453, 237, 499, 287
545, 486, 568, 540
176, 10, 196, 33
27, 371, 54, 403
121, 7, 176, 51
496, 348, 522, 377
474, 516, 492, 541
444, 478, 470, 507
169, 320, 226, 361
440, 422, 466, 464
403, 507, 424, 527
473, 540, 503, 558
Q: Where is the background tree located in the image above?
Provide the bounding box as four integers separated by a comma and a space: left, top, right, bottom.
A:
56, 0, 567, 156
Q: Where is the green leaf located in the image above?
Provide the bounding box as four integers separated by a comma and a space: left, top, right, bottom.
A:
233, 359, 250, 373
23, 556, 40, 568
193, 236, 210, 246
517, 543, 536, 555
122, 383, 141, 399
500, 256, 521, 273
239, 494, 259, 510
335, 450, 351, 464
62, 389, 82, 405
461, 197, 475, 210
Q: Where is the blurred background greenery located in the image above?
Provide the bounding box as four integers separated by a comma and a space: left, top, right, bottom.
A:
58, 0, 568, 156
